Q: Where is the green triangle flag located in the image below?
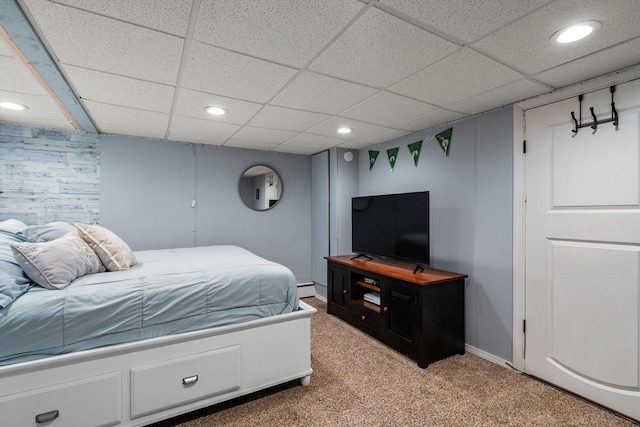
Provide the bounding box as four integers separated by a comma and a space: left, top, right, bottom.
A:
407, 140, 423, 166
435, 127, 453, 156
387, 147, 399, 171
368, 150, 379, 171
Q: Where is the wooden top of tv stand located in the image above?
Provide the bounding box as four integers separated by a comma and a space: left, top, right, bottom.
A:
325, 255, 467, 286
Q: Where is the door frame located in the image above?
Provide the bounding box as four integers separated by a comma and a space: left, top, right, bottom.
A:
511, 66, 640, 372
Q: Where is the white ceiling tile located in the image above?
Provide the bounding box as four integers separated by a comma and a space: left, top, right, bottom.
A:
270, 71, 378, 114
535, 38, 640, 88
168, 115, 240, 145
390, 48, 524, 106
83, 100, 169, 139
224, 139, 280, 151
380, 0, 550, 42
306, 117, 386, 140
340, 91, 437, 127
474, 0, 640, 75
248, 105, 329, 132
231, 126, 297, 144
272, 132, 343, 155
341, 128, 411, 149
194, 0, 364, 68
23, 0, 183, 84
50, 0, 193, 36
447, 79, 550, 115
182, 42, 297, 103
0, 56, 48, 95
63, 65, 175, 113
0, 91, 72, 129
309, 7, 459, 88
174, 89, 262, 125
394, 109, 467, 132
0, 37, 17, 57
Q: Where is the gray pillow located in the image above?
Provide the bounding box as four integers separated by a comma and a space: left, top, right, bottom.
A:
0, 231, 32, 308
22, 221, 76, 242
0, 219, 27, 234
11, 234, 106, 290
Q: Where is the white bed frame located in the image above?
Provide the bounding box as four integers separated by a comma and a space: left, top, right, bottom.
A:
0, 300, 316, 427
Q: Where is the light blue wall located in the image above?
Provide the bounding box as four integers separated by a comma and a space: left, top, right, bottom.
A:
1, 124, 313, 284
355, 108, 513, 362
329, 148, 359, 257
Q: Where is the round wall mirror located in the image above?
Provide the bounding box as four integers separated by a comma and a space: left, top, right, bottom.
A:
238, 165, 283, 211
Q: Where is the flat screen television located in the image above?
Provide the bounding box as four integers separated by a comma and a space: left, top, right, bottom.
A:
352, 191, 430, 266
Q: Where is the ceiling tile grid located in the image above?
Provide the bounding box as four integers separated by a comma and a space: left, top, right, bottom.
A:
63, 65, 175, 113
181, 42, 298, 103
390, 48, 526, 106
168, 115, 240, 146
309, 6, 460, 88
22, 0, 184, 85
533, 37, 640, 88
247, 105, 330, 132
473, 0, 640, 75
306, 116, 386, 140
2, 0, 638, 155
379, 0, 553, 43
340, 91, 438, 127
174, 89, 263, 126
270, 71, 379, 115
83, 100, 169, 140
193, 0, 365, 68
49, 0, 193, 37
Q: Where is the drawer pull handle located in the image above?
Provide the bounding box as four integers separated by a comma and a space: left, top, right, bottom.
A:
383, 306, 388, 312
182, 375, 199, 386
342, 289, 347, 295
36, 410, 59, 424
361, 315, 366, 321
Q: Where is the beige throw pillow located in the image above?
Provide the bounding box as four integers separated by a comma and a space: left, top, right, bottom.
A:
75, 223, 137, 271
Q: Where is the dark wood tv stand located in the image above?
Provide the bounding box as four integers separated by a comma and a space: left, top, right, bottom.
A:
325, 255, 467, 368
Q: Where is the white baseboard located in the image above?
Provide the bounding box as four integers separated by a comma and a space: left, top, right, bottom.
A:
465, 344, 513, 370
313, 294, 327, 302
297, 282, 316, 299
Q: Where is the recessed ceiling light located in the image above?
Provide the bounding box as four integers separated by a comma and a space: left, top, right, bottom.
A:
337, 127, 352, 134
204, 106, 227, 116
552, 21, 601, 44
0, 101, 29, 111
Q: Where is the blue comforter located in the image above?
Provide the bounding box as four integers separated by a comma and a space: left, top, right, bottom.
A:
0, 245, 298, 365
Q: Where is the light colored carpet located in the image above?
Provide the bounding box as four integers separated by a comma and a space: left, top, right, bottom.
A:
153, 298, 635, 426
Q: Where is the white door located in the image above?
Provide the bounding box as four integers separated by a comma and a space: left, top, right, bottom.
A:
524, 79, 640, 420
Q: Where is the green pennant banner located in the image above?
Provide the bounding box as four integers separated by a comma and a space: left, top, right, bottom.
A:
407, 140, 423, 166
368, 150, 379, 171
387, 147, 399, 171
435, 127, 453, 156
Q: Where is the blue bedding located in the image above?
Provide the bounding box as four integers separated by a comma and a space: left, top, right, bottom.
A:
0, 245, 298, 365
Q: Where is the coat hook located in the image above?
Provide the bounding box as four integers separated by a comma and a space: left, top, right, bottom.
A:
590, 107, 597, 133
571, 111, 578, 135
610, 86, 619, 130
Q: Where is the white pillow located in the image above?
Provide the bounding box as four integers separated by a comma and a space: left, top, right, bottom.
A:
11, 234, 105, 290
75, 223, 137, 271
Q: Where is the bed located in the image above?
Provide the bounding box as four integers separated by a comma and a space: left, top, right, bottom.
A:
0, 221, 315, 427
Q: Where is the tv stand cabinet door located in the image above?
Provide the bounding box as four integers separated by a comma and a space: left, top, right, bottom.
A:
382, 280, 419, 358
327, 264, 349, 319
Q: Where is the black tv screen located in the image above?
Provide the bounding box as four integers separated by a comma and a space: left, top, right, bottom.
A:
352, 191, 430, 265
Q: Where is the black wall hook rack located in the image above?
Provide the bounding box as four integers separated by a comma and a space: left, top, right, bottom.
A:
571, 85, 619, 135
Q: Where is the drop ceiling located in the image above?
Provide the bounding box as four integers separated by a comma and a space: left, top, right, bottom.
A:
1, 0, 639, 155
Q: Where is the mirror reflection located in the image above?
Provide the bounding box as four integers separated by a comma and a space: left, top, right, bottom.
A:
239, 165, 283, 211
